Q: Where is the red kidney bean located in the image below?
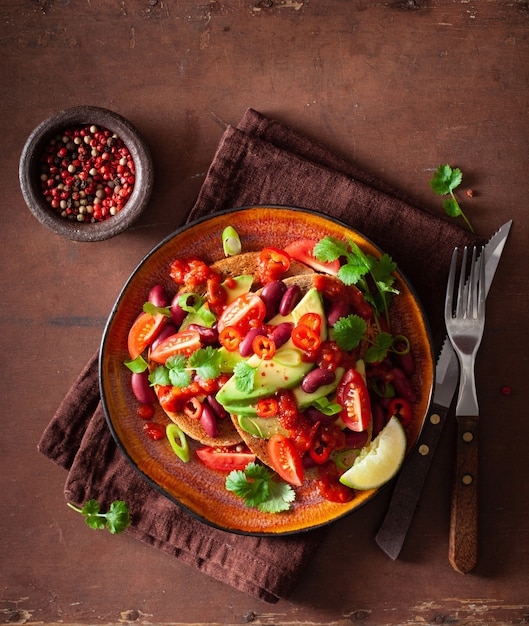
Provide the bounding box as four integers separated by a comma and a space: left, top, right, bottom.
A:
371, 400, 387, 437
148, 284, 168, 308
344, 430, 369, 448
131, 371, 157, 405
170, 292, 187, 327
304, 406, 337, 426
396, 350, 415, 376
200, 403, 219, 438
239, 326, 265, 357
392, 367, 417, 404
260, 280, 287, 320
270, 322, 294, 349
279, 284, 301, 316
186, 323, 218, 346
206, 394, 227, 419
301, 368, 336, 394
151, 322, 178, 350
326, 299, 350, 327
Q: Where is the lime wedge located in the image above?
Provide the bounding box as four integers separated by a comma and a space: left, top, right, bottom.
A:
339, 416, 406, 490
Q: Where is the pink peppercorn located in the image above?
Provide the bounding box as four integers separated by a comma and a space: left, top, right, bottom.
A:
38, 124, 134, 223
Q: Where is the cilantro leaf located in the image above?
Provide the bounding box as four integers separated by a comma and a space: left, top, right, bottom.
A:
148, 365, 171, 387
429, 164, 462, 195
225, 462, 295, 512
365, 331, 394, 363
313, 236, 348, 262
233, 361, 257, 393
332, 314, 367, 352
189, 346, 222, 380
429, 164, 474, 233
68, 500, 131, 534
168, 367, 192, 388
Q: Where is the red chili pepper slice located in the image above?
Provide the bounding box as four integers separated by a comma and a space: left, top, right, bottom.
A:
297, 312, 322, 334
309, 436, 332, 464
387, 397, 413, 428
252, 335, 276, 360
182, 396, 203, 420
219, 326, 243, 352
256, 397, 279, 418
291, 324, 321, 353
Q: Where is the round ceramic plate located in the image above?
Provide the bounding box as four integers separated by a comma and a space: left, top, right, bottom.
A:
100, 206, 434, 535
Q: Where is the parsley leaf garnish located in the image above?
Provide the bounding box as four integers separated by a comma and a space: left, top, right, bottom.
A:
67, 500, 131, 534
429, 164, 474, 233
233, 360, 257, 393
226, 462, 295, 513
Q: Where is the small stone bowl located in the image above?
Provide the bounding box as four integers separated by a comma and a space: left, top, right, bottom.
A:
19, 106, 153, 242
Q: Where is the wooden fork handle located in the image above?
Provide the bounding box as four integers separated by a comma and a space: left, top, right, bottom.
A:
449, 415, 479, 574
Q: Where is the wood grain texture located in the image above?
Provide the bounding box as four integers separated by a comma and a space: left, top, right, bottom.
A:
1, 0, 528, 624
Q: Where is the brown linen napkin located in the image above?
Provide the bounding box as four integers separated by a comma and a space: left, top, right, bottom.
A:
39, 108, 483, 603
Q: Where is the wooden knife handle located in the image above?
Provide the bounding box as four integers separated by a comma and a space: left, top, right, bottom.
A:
449, 415, 479, 574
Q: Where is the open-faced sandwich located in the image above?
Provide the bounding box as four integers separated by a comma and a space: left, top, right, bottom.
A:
125, 231, 421, 506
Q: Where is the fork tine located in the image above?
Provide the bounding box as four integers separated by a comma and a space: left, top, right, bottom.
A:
445, 247, 458, 321
456, 246, 468, 319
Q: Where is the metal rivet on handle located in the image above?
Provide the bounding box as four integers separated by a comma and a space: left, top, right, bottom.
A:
430, 413, 441, 425
419, 444, 430, 456
463, 431, 474, 443
462, 474, 473, 485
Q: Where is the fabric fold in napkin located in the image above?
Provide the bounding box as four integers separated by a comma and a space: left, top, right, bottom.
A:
39, 108, 483, 603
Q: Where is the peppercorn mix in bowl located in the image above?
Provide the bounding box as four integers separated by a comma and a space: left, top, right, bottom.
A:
19, 106, 153, 242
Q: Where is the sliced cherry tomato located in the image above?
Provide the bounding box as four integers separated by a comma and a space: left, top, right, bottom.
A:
256, 247, 291, 284
256, 397, 279, 418
182, 396, 203, 420
268, 434, 304, 486
252, 335, 276, 360
336, 368, 372, 432
127, 312, 166, 359
291, 324, 321, 353
387, 397, 413, 428
297, 312, 322, 335
219, 326, 243, 352
143, 421, 166, 441
196, 445, 256, 472
217, 292, 266, 334
284, 239, 340, 275
149, 329, 202, 364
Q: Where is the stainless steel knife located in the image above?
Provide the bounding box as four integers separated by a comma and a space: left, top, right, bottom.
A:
375, 220, 512, 560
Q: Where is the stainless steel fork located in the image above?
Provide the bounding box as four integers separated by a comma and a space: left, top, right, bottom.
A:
444, 246, 486, 574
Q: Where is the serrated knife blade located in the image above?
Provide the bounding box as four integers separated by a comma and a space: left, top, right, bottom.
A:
375, 220, 512, 560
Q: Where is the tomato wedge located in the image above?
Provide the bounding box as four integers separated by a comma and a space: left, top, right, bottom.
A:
336, 368, 372, 432
196, 445, 256, 472
149, 328, 202, 364
284, 239, 340, 275
127, 312, 166, 360
268, 434, 304, 486
217, 292, 266, 334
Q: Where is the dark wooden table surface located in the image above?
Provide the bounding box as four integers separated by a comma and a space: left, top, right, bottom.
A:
2, 1, 528, 624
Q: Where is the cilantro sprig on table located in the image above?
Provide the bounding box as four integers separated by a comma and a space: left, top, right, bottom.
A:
429, 164, 475, 233
67, 500, 131, 534
226, 463, 296, 513
149, 346, 222, 388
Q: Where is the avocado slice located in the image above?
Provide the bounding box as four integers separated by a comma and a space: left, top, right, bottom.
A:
237, 415, 288, 439
292, 367, 345, 408
224, 275, 254, 303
